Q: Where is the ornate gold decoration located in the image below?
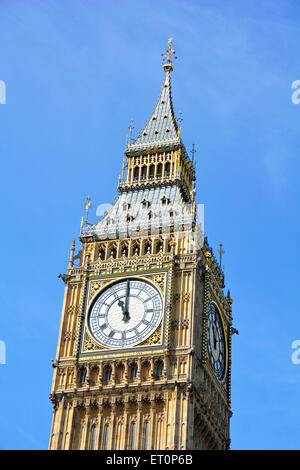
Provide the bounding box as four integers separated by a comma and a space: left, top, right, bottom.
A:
153, 274, 165, 290
139, 322, 162, 346
88, 280, 106, 301
128, 119, 134, 145
161, 38, 177, 71
83, 196, 92, 226
82, 331, 107, 353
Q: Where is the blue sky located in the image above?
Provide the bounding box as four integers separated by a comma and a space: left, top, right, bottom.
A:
0, 0, 299, 450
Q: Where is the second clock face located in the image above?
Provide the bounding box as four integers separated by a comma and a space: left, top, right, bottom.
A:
88, 279, 163, 348
207, 301, 226, 381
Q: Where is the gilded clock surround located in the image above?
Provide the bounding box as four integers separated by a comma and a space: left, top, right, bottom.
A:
206, 301, 227, 383
82, 272, 168, 355
49, 40, 234, 451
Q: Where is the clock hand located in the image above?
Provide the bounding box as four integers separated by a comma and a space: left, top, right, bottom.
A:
212, 325, 218, 350
124, 280, 130, 320
117, 298, 129, 322
118, 301, 130, 322
118, 281, 130, 322
118, 299, 125, 312
125, 280, 129, 312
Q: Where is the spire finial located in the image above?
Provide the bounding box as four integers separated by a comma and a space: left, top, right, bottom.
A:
161, 38, 177, 72
190, 144, 197, 164
177, 111, 183, 137
84, 195, 92, 226
128, 119, 134, 145
68, 239, 75, 269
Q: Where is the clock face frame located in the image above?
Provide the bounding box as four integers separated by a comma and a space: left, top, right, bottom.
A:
207, 301, 227, 382
87, 278, 163, 349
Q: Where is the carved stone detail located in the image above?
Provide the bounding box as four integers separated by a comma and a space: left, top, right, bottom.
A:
139, 322, 162, 346
92, 253, 172, 276
82, 330, 108, 353
88, 280, 106, 302
172, 319, 189, 330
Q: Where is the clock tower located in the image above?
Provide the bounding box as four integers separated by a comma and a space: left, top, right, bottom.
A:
49, 40, 234, 450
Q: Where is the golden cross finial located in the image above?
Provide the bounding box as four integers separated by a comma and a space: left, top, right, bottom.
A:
217, 243, 225, 266
84, 195, 92, 225
167, 38, 175, 62
128, 119, 134, 145
161, 38, 177, 71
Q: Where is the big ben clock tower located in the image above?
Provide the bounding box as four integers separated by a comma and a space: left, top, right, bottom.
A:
49, 39, 235, 451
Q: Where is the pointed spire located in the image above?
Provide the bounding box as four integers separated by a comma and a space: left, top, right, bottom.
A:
127, 39, 181, 152
227, 289, 233, 306
68, 239, 75, 269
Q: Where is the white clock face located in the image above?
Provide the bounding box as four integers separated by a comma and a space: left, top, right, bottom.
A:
207, 302, 226, 381
88, 279, 163, 348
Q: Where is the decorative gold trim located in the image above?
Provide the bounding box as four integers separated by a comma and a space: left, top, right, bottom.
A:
139, 321, 162, 346
82, 270, 169, 355
208, 282, 232, 324
207, 299, 228, 387
82, 330, 108, 352
88, 279, 112, 305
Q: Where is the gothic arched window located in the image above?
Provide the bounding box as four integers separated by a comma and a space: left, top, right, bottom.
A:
149, 165, 155, 179
90, 425, 96, 450
109, 246, 117, 259
105, 367, 112, 382
144, 422, 149, 450
130, 365, 138, 379
121, 244, 128, 257
132, 242, 140, 256
104, 424, 109, 450
141, 166, 147, 180
80, 370, 87, 384
99, 247, 105, 260
156, 240, 163, 253
156, 362, 164, 378
133, 167, 139, 181
131, 422, 136, 450
144, 241, 151, 255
